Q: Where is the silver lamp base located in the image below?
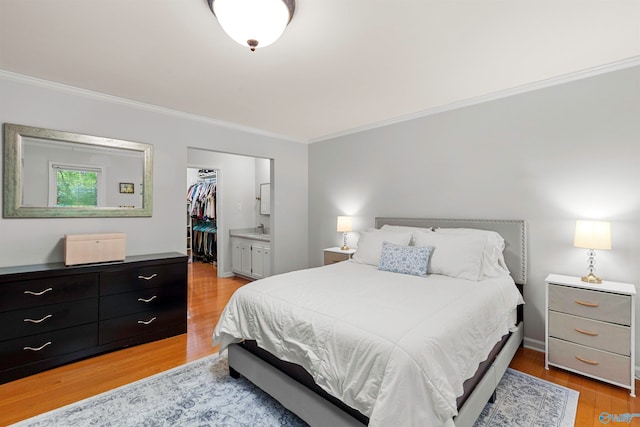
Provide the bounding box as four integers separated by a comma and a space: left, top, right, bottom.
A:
341, 232, 349, 251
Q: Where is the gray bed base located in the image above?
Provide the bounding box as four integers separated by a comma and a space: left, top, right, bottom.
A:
229, 323, 523, 426
227, 218, 527, 426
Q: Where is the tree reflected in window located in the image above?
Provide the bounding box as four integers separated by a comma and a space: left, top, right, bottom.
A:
56, 169, 98, 207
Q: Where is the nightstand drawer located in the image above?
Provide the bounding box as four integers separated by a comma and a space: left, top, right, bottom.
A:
549, 337, 631, 386
548, 284, 631, 325
548, 311, 630, 356
324, 252, 349, 265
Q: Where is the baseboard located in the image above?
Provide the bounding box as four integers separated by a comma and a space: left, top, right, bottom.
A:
523, 337, 545, 352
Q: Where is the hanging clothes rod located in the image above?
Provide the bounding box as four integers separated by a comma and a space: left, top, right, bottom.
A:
198, 169, 217, 178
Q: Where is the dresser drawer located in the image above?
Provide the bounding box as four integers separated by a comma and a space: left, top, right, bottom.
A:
0, 323, 98, 370
548, 284, 631, 325
324, 252, 349, 265
0, 274, 99, 311
548, 311, 630, 356
0, 299, 98, 342
100, 263, 185, 295
100, 285, 186, 320
99, 306, 185, 345
548, 337, 631, 386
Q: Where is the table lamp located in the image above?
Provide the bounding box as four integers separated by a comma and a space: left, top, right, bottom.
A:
573, 220, 611, 284
337, 216, 352, 250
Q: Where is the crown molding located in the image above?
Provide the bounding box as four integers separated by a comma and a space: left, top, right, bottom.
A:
0, 70, 305, 144
310, 56, 640, 144
3, 55, 639, 146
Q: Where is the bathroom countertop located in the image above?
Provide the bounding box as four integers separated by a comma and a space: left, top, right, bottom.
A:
229, 229, 270, 242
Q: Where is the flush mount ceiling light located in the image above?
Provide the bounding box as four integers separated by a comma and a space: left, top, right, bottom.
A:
207, 0, 296, 52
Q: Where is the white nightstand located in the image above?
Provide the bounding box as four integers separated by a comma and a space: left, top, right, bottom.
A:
545, 273, 636, 396
323, 247, 356, 265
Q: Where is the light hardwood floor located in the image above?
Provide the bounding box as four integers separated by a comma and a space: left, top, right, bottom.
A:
0, 261, 248, 426
0, 261, 638, 426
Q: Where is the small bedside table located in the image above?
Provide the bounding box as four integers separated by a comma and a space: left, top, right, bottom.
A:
545, 273, 636, 396
323, 247, 356, 265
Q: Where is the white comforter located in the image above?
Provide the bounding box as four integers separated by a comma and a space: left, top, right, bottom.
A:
213, 261, 524, 427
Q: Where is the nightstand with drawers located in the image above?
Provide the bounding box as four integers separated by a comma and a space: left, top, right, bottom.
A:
545, 274, 636, 396
323, 247, 356, 265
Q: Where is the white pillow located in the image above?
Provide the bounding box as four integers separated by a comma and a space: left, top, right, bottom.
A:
380, 225, 433, 244
412, 230, 485, 281
435, 228, 510, 278
352, 231, 412, 266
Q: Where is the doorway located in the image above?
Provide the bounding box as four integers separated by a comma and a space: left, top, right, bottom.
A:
187, 147, 272, 278
187, 168, 218, 268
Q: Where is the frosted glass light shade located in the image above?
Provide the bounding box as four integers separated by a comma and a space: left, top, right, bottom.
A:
337, 216, 352, 233
212, 0, 293, 51
574, 220, 611, 250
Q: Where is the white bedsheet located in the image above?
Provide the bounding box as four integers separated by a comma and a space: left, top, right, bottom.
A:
213, 261, 524, 427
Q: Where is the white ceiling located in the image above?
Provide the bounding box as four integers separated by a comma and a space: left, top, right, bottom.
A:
1, 0, 639, 142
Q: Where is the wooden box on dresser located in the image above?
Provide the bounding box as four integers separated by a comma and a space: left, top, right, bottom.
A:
0, 252, 187, 384
545, 273, 636, 396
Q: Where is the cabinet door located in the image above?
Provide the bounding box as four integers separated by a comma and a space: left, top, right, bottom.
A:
252, 245, 265, 278
231, 239, 242, 273
240, 243, 252, 276
263, 247, 271, 278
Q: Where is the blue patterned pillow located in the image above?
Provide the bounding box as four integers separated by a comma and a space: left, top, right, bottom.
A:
378, 241, 434, 277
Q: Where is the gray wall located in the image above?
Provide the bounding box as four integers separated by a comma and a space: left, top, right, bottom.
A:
0, 73, 308, 275
309, 65, 640, 359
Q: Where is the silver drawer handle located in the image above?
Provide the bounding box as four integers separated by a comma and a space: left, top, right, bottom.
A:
138, 273, 158, 281
24, 342, 52, 351
24, 314, 53, 324
137, 317, 157, 325
576, 355, 599, 365
138, 296, 157, 303
575, 327, 599, 337
575, 300, 599, 308
24, 288, 53, 296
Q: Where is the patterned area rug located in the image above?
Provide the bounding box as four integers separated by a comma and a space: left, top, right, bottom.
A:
12, 354, 578, 427
473, 369, 578, 427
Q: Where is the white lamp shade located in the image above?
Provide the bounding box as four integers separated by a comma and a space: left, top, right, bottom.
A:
574, 220, 611, 250
337, 216, 352, 233
213, 0, 291, 49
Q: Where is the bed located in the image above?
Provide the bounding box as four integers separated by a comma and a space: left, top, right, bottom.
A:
213, 218, 526, 427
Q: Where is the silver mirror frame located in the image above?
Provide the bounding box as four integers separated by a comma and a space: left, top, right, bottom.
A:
3, 123, 153, 218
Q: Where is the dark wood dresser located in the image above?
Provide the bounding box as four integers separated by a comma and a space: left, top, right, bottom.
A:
0, 252, 187, 384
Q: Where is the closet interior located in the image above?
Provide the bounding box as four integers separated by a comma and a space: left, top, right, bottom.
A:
187, 169, 217, 265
